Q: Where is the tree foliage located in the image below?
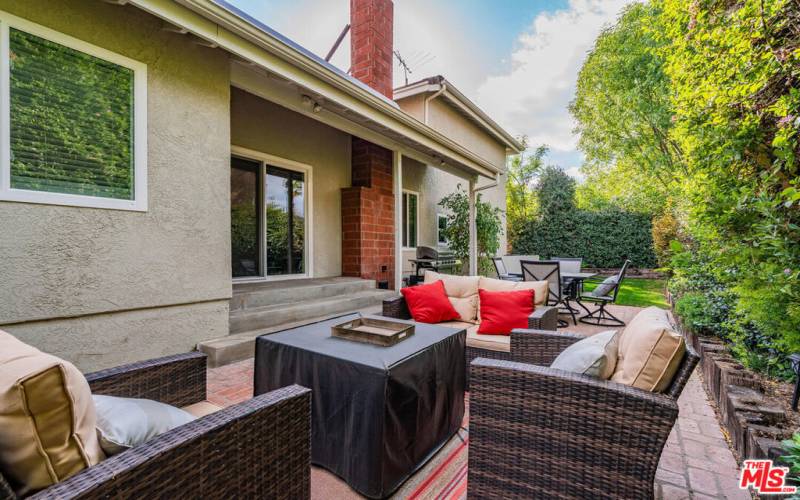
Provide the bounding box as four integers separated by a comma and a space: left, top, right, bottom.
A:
574, 0, 800, 377
505, 143, 548, 243
438, 186, 504, 275
570, 2, 682, 214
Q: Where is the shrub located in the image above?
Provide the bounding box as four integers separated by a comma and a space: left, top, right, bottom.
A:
512, 208, 657, 268
511, 167, 657, 268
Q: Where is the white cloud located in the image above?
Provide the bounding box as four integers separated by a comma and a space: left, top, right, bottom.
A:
476, 0, 633, 157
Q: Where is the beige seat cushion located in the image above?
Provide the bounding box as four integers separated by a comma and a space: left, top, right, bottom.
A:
478, 276, 548, 306
439, 321, 510, 353
477, 276, 549, 322
610, 307, 686, 392
182, 401, 224, 418
424, 271, 480, 323
0, 330, 105, 496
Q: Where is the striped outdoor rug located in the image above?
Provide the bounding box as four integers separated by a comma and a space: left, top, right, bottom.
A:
310, 398, 470, 500
390, 396, 470, 500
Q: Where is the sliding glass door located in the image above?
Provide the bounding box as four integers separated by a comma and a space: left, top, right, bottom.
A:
231, 155, 307, 279
265, 166, 305, 276
231, 157, 262, 278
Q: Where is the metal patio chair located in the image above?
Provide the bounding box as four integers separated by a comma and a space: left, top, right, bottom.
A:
492, 257, 522, 281
576, 259, 631, 326
520, 260, 575, 327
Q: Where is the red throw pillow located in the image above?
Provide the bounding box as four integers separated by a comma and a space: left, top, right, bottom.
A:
478, 289, 535, 335
401, 280, 460, 324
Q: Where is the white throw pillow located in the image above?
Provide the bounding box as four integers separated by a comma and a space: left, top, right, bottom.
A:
550, 330, 620, 379
93, 395, 196, 456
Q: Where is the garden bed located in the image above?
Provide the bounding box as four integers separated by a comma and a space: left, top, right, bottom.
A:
681, 323, 800, 465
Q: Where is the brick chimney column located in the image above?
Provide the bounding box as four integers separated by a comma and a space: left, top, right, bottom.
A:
350, 0, 394, 99
342, 0, 396, 288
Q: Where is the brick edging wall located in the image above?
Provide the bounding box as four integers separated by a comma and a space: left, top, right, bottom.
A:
583, 268, 667, 279
680, 320, 792, 464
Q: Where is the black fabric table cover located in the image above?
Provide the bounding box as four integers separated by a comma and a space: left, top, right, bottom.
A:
254, 314, 466, 499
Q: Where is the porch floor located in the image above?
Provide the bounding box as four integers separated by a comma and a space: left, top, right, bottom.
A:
207, 305, 747, 499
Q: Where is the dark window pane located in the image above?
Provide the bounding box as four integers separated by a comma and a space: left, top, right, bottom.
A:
408, 193, 417, 248
9, 29, 135, 199
266, 167, 304, 276
402, 193, 408, 247
292, 178, 305, 274
438, 215, 447, 244
231, 157, 261, 278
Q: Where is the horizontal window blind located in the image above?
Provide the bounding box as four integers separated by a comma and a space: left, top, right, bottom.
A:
9, 28, 135, 200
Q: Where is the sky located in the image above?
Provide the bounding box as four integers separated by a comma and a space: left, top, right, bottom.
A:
226, 0, 635, 178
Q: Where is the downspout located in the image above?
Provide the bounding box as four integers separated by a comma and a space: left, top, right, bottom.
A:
424, 83, 446, 124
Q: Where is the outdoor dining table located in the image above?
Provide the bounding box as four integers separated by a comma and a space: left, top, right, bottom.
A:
511, 271, 598, 323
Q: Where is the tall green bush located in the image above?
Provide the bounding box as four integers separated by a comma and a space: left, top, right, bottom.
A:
511, 167, 657, 268
571, 0, 800, 379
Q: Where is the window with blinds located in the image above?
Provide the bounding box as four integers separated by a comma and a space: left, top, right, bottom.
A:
0, 15, 147, 210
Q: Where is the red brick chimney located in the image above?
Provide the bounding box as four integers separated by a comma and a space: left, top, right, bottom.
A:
350, 0, 394, 99
342, 0, 396, 288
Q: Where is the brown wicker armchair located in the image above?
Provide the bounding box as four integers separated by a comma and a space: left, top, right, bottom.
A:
382, 296, 558, 363
0, 352, 311, 500
468, 328, 699, 499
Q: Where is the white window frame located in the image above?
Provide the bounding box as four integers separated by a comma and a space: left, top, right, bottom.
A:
402, 189, 419, 250
0, 11, 148, 211
437, 213, 448, 246
231, 145, 314, 283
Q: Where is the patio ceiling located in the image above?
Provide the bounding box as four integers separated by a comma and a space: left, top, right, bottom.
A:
120, 0, 503, 180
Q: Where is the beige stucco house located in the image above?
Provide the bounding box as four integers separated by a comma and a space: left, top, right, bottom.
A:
0, 0, 522, 370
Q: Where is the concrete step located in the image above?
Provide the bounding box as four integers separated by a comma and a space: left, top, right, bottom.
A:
198, 290, 396, 367
229, 289, 395, 334
230, 277, 377, 312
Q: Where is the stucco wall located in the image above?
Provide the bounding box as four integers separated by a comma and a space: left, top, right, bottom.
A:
0, 0, 232, 369
230, 87, 351, 278
396, 94, 508, 170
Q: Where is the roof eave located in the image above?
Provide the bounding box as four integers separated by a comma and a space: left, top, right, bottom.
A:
124, 0, 503, 177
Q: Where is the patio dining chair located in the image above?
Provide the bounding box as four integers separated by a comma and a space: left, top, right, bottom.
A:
576, 259, 631, 326
501, 255, 539, 276
520, 260, 576, 327
492, 257, 522, 281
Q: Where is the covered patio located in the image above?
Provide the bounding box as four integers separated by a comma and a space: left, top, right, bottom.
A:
207, 305, 746, 500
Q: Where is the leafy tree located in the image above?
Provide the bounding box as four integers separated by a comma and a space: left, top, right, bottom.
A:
572, 0, 800, 377
505, 143, 548, 243
570, 2, 681, 214
438, 186, 503, 276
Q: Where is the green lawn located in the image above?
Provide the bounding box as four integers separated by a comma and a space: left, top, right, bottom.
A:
583, 278, 668, 309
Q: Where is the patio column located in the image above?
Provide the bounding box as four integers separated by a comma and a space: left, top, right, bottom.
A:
468, 177, 478, 276
393, 151, 403, 290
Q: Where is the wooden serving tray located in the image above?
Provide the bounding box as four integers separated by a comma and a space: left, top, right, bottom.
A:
331, 316, 415, 347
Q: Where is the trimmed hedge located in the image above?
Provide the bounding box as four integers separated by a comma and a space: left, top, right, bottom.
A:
511, 208, 657, 268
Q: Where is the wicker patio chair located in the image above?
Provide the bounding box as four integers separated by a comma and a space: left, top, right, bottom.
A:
576, 259, 631, 326
0, 352, 311, 500
491, 257, 522, 281
468, 328, 699, 499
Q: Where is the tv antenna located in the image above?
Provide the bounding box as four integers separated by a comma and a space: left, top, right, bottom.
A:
394, 50, 413, 85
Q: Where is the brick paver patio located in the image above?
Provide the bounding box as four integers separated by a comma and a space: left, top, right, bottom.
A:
207, 305, 749, 499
